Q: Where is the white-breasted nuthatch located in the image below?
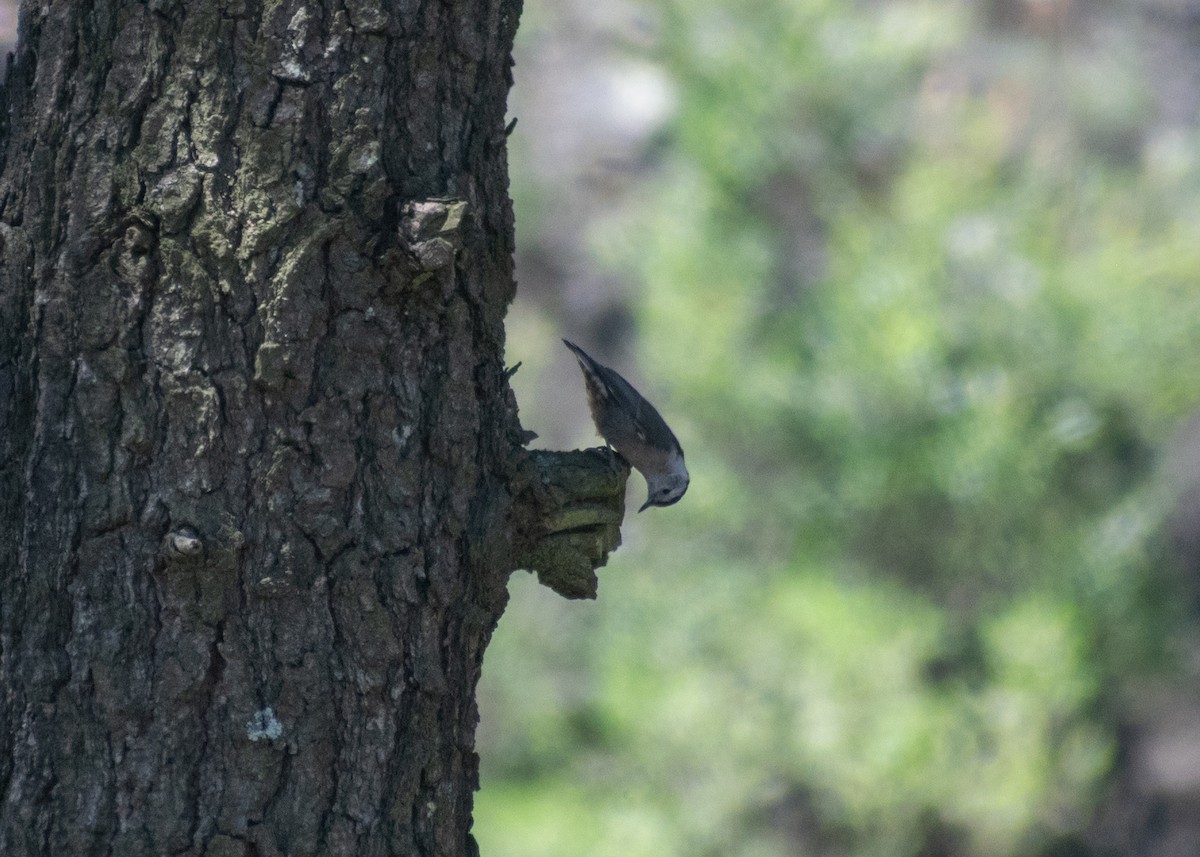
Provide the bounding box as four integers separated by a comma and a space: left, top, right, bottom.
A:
563, 339, 689, 512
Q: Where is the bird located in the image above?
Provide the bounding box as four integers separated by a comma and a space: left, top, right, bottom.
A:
562, 339, 689, 512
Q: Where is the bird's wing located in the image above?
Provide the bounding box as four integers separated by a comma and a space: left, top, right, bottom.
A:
563, 339, 683, 456
595, 362, 682, 455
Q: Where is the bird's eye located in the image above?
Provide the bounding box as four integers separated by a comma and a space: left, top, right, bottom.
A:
661, 487, 671, 495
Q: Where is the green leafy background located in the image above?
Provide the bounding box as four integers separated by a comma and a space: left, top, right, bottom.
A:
478, 1, 1200, 855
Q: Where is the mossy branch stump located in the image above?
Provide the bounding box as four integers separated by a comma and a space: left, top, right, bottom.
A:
513, 448, 631, 599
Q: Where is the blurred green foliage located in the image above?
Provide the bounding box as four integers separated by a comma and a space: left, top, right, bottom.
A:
479, 0, 1200, 855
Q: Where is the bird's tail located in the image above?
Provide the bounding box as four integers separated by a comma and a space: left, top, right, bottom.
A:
562, 339, 598, 373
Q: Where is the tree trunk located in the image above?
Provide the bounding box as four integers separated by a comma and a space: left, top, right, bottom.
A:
0, 1, 544, 854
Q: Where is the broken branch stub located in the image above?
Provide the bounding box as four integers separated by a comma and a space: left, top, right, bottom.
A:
515, 448, 630, 599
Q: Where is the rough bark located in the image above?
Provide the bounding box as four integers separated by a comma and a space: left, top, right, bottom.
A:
0, 1, 628, 855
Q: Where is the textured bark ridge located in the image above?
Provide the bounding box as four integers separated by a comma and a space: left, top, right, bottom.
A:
0, 1, 570, 855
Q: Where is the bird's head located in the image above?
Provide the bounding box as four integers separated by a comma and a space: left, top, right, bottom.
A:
639, 469, 689, 512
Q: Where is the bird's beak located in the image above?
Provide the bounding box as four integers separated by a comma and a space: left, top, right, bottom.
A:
638, 498, 654, 513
